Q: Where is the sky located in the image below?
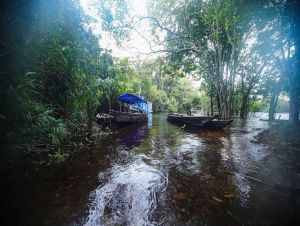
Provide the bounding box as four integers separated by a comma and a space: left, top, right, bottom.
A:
80, 0, 154, 59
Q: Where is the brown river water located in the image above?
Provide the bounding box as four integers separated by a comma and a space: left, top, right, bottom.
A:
2, 113, 300, 226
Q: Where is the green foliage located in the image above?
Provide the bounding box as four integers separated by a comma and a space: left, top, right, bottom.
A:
49, 149, 68, 164
0, 0, 126, 168
48, 121, 68, 145
109, 58, 204, 113
248, 98, 268, 113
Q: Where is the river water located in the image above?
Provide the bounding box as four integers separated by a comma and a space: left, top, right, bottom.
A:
3, 113, 300, 226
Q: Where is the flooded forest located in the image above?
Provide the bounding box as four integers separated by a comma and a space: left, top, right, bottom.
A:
0, 0, 300, 226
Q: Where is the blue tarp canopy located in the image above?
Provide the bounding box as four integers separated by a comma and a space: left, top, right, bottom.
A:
118, 93, 146, 104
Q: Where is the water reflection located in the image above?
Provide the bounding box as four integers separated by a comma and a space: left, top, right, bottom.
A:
83, 114, 248, 225
5, 113, 299, 226
80, 113, 299, 225
117, 114, 152, 148
147, 113, 153, 128
118, 124, 149, 148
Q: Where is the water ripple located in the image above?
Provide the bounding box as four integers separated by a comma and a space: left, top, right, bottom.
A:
83, 160, 168, 226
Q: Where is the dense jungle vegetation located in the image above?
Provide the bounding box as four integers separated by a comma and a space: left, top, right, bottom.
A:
0, 0, 299, 169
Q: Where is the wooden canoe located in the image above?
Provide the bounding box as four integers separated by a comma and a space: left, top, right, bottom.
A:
167, 113, 232, 129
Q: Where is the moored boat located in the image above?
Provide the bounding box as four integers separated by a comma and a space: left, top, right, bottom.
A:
167, 113, 232, 129
97, 93, 152, 126
110, 110, 147, 123
203, 119, 233, 129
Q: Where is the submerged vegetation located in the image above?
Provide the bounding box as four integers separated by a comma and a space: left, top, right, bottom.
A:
0, 0, 299, 169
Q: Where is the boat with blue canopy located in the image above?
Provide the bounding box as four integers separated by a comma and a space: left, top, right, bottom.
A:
97, 93, 152, 125
118, 93, 152, 114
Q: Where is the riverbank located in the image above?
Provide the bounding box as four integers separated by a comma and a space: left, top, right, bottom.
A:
0, 133, 117, 226
0, 122, 113, 172
254, 120, 300, 153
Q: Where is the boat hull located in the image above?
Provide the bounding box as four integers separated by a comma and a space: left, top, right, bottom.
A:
112, 111, 148, 123
204, 119, 233, 129
167, 114, 215, 126
167, 113, 232, 129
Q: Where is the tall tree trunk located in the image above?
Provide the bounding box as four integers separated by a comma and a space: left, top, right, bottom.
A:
240, 96, 248, 119
210, 83, 214, 116
240, 88, 251, 119
288, 0, 300, 125
240, 77, 247, 119
219, 90, 230, 119
216, 93, 221, 117
107, 89, 111, 113
289, 90, 299, 124
210, 95, 213, 116
269, 92, 279, 121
